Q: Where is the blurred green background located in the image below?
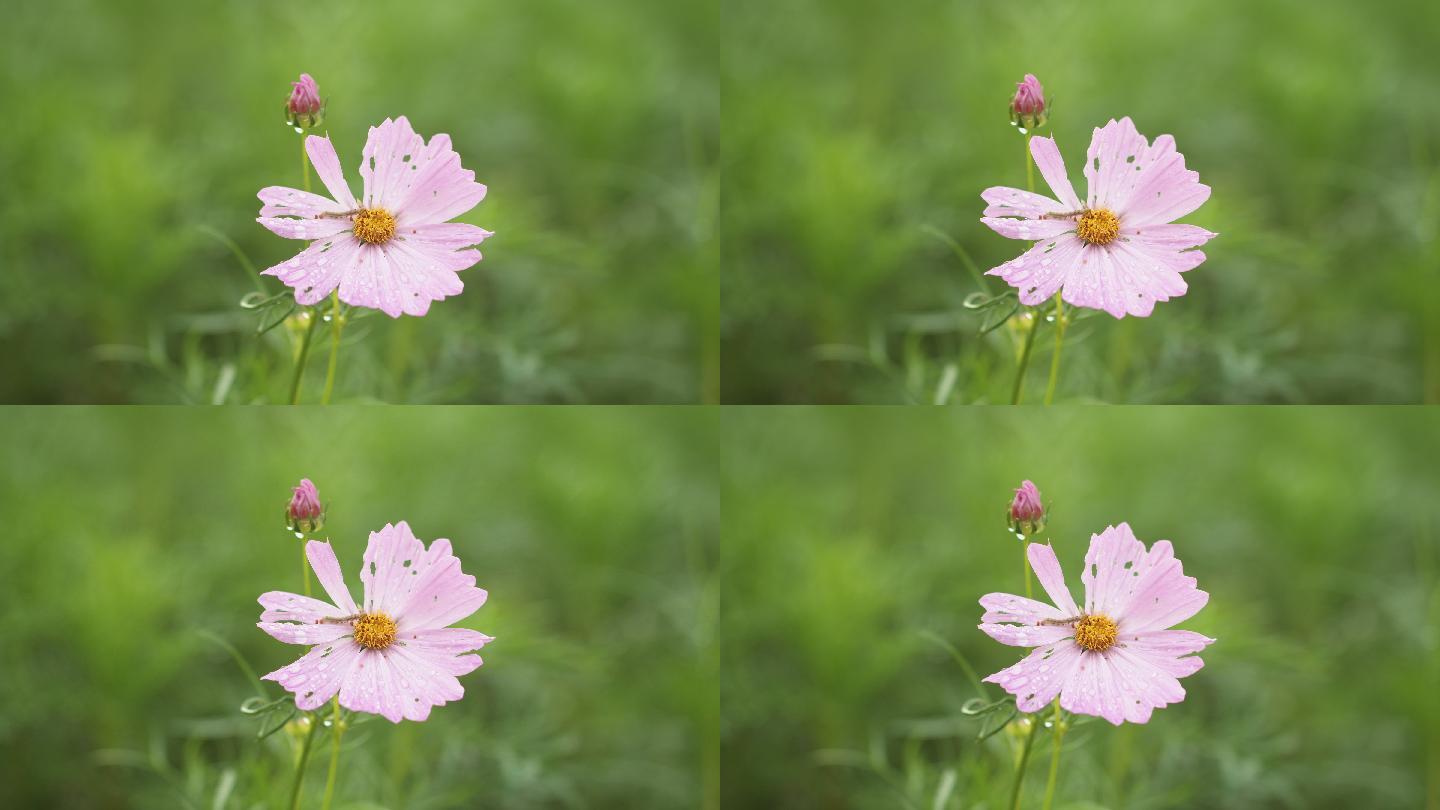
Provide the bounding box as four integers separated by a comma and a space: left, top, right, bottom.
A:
0, 0, 717, 403
722, 408, 1440, 808
722, 0, 1440, 403
0, 408, 718, 808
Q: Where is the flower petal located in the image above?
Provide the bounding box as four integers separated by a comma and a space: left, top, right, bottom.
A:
1083, 117, 1154, 212
979, 622, 1074, 647
1026, 543, 1079, 616
397, 222, 494, 250
983, 639, 1085, 713
1029, 135, 1082, 210
394, 133, 487, 225
258, 186, 347, 219
1117, 135, 1210, 227
360, 521, 428, 616
980, 186, 1066, 219
260, 233, 364, 307
256, 216, 352, 241
979, 592, 1067, 625
305, 135, 357, 209
360, 116, 427, 210
257, 621, 354, 646
306, 540, 358, 615
387, 643, 468, 719
986, 234, 1088, 307
258, 590, 343, 623
1124, 223, 1217, 251
979, 216, 1075, 242
262, 639, 364, 711
1113, 540, 1209, 634
395, 538, 488, 631
338, 649, 406, 723
1080, 523, 1149, 616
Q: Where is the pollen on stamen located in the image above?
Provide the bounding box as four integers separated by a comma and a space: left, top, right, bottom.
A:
351, 612, 397, 650
1073, 614, 1118, 652
1075, 208, 1120, 246
351, 208, 396, 244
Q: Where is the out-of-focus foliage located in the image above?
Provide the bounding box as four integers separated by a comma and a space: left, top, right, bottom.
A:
721, 408, 1440, 807
722, 0, 1440, 403
0, 408, 719, 808
0, 0, 717, 403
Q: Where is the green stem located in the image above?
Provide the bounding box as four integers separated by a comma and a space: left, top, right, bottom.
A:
301, 138, 312, 194
320, 293, 344, 405
288, 309, 321, 405
1043, 296, 1067, 405
320, 698, 344, 810
1041, 702, 1067, 810
1010, 312, 1040, 405
301, 542, 312, 598
288, 713, 321, 810
1009, 714, 1042, 810
1022, 539, 1033, 599
1009, 132, 1040, 406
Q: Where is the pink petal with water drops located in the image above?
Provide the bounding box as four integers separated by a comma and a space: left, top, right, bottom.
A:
980, 186, 1067, 220
258, 186, 348, 219
360, 521, 427, 615
306, 540, 358, 615
260, 233, 365, 307
1026, 543, 1079, 616
980, 216, 1075, 242
986, 234, 1087, 308
396, 539, 489, 631
360, 117, 427, 210
304, 135, 356, 209
257, 620, 354, 646
258, 590, 343, 623
1029, 135, 1082, 210
256, 216, 351, 241
979, 592, 1067, 625
263, 639, 364, 712
395, 133, 488, 226
979, 622, 1075, 647
983, 640, 1085, 713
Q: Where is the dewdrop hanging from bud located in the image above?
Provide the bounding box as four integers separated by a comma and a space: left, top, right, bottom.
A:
1006, 479, 1046, 539
286, 478, 325, 535
1008, 73, 1047, 134
285, 73, 325, 132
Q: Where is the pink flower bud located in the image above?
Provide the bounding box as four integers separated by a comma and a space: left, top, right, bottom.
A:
286, 478, 324, 534
285, 73, 325, 131
1009, 74, 1048, 132
1007, 479, 1046, 537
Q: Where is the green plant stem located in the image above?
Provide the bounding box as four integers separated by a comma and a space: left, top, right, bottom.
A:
320, 698, 344, 810
320, 293, 344, 405
301, 138, 312, 193
1041, 701, 1066, 810
1044, 296, 1067, 405
1010, 132, 1040, 406
1009, 714, 1042, 810
1010, 313, 1040, 405
288, 713, 321, 810
301, 542, 312, 598
1022, 539, 1033, 599
288, 310, 321, 405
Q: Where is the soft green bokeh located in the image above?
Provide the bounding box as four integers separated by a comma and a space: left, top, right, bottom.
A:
722, 0, 1440, 403
0, 0, 717, 403
0, 408, 718, 808
722, 408, 1440, 807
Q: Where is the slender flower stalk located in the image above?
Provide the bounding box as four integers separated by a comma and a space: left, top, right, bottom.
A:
288, 715, 321, 810
1042, 701, 1067, 810
321, 293, 344, 404
1010, 128, 1041, 404
1009, 716, 1041, 810
321, 697, 344, 810
1044, 297, 1067, 405
288, 312, 321, 404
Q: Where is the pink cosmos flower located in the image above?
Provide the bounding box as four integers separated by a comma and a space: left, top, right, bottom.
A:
286, 478, 324, 532
258, 116, 492, 318
1007, 479, 1045, 536
979, 523, 1213, 725
981, 117, 1216, 318
258, 521, 493, 723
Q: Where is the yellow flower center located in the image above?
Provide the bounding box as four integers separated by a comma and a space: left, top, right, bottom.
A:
1075, 208, 1120, 246
351, 612, 397, 650
1072, 614, 1118, 652
351, 208, 396, 244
